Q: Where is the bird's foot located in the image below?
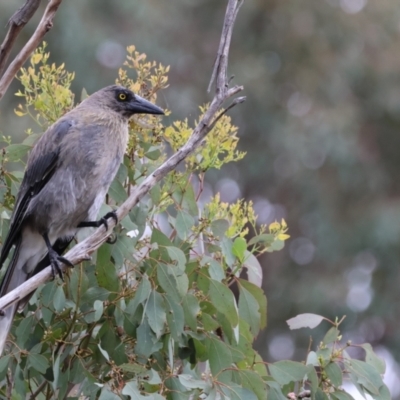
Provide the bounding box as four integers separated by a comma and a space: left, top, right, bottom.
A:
98, 211, 118, 231
106, 233, 117, 244
77, 211, 118, 231
48, 248, 74, 280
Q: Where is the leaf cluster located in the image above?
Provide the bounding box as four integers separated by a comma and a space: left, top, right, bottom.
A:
283, 314, 389, 400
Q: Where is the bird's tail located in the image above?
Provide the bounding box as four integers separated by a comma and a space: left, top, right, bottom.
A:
0, 238, 25, 355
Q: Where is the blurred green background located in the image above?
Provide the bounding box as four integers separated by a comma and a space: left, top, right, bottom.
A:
1, 0, 400, 396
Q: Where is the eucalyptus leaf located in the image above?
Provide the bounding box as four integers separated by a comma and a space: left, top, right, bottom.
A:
176, 211, 194, 240
287, 313, 325, 330
5, 144, 31, 161
268, 361, 308, 386
145, 290, 166, 338
239, 285, 260, 335
208, 279, 238, 327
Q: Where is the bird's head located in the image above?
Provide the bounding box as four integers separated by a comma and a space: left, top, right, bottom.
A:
88, 85, 164, 118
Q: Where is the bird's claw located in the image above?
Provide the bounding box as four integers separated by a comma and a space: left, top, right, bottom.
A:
106, 233, 117, 244
49, 253, 74, 281
100, 211, 118, 231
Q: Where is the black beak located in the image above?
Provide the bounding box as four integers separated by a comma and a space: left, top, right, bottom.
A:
130, 95, 164, 115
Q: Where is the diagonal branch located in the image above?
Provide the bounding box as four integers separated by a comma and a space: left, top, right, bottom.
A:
0, 0, 245, 313
0, 0, 63, 102
0, 0, 42, 77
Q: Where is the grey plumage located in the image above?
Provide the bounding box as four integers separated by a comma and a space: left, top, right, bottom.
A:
0, 85, 164, 354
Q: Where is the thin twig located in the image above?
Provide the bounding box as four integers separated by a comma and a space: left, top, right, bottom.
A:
29, 380, 48, 400
0, 0, 42, 77
208, 0, 244, 93
0, 0, 246, 313
0, 0, 63, 101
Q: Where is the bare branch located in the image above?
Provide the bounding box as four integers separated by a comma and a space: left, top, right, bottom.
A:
208, 0, 244, 93
0, 0, 63, 101
0, 0, 245, 313
0, 0, 42, 77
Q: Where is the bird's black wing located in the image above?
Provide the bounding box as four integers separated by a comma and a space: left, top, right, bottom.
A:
0, 120, 72, 271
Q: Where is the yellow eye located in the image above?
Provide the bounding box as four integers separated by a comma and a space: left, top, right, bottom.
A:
118, 93, 127, 101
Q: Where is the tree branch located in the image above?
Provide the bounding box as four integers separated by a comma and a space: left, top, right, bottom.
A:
0, 0, 63, 101
208, 0, 244, 93
0, 0, 245, 313
0, 0, 42, 77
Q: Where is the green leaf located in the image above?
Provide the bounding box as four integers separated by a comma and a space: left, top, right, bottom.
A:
208, 279, 238, 327
98, 343, 110, 362
99, 387, 121, 400
178, 374, 211, 390
239, 285, 260, 335
80, 286, 110, 309
16, 314, 34, 347
317, 348, 332, 366
145, 289, 166, 338
201, 313, 220, 331
237, 370, 267, 400
266, 380, 287, 400
112, 234, 137, 264
151, 228, 173, 246
164, 294, 184, 341
217, 311, 237, 344
171, 183, 198, 216
207, 336, 233, 376
378, 384, 391, 400
166, 246, 186, 272
165, 377, 189, 399
248, 233, 275, 246
239, 279, 267, 329
53, 284, 66, 312
221, 237, 235, 267
361, 343, 386, 374
243, 251, 262, 286
325, 362, 342, 387
108, 178, 127, 204
175, 211, 194, 240
306, 351, 319, 366
322, 326, 339, 345
268, 361, 308, 385
232, 237, 247, 262
252, 352, 269, 377
315, 388, 330, 400
116, 161, 128, 182
346, 359, 385, 395
119, 363, 147, 374
331, 391, 356, 400
28, 353, 49, 374
222, 384, 258, 400
126, 277, 151, 315
201, 256, 225, 282
96, 243, 119, 291
93, 300, 104, 322
306, 364, 318, 393
182, 293, 200, 331
287, 313, 325, 330
52, 353, 61, 392
266, 238, 285, 252
135, 319, 161, 359
211, 219, 230, 237
6, 144, 31, 161
157, 263, 180, 301
0, 355, 10, 381
159, 264, 189, 302
145, 147, 161, 160
121, 381, 142, 398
